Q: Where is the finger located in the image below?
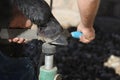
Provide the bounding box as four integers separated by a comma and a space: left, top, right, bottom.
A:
12, 38, 19, 42
84, 35, 95, 41
79, 36, 92, 43
8, 39, 12, 42
17, 38, 25, 44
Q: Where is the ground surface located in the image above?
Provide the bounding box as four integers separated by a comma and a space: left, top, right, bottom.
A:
54, 25, 120, 80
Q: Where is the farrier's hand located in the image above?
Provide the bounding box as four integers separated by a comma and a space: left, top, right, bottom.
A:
77, 23, 95, 43
9, 18, 32, 43
9, 19, 32, 44
8, 38, 25, 44
8, 6, 32, 44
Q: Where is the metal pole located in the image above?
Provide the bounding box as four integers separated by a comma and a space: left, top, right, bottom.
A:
39, 43, 60, 80
45, 55, 54, 70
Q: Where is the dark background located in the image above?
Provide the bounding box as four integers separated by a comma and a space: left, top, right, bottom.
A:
55, 0, 120, 80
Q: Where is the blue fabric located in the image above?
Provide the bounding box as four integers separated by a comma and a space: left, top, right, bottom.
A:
0, 40, 43, 80
0, 52, 36, 80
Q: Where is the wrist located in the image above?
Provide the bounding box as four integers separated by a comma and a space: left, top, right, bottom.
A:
77, 23, 94, 31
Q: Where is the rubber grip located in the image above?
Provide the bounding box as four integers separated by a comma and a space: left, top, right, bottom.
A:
71, 31, 83, 39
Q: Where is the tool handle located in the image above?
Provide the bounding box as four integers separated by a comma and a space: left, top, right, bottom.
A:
71, 31, 83, 39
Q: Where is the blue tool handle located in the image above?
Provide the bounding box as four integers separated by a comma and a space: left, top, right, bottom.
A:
71, 31, 83, 39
